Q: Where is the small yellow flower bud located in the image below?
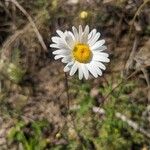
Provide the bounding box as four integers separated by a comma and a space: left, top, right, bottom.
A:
80, 11, 88, 19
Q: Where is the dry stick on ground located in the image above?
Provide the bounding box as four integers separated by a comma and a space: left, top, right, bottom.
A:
6, 0, 47, 52
141, 68, 150, 87
141, 68, 150, 101
125, 35, 139, 73
92, 106, 150, 139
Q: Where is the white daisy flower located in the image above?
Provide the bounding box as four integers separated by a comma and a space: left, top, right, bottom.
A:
50, 25, 110, 80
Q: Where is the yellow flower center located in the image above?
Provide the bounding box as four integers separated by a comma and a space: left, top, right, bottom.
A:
72, 43, 92, 63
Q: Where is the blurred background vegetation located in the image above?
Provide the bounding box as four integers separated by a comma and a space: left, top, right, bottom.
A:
0, 0, 150, 149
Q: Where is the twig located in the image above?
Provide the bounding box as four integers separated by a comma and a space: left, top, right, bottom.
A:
141, 68, 150, 102
141, 68, 150, 88
6, 0, 47, 52
125, 35, 139, 73
92, 106, 150, 139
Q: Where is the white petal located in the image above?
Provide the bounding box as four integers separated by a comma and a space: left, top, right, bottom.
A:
64, 66, 70, 72
56, 30, 65, 38
93, 55, 110, 62
90, 62, 103, 76
61, 41, 71, 50
51, 36, 61, 44
89, 32, 100, 46
84, 25, 89, 33
50, 42, 70, 50
82, 64, 89, 80
65, 31, 75, 49
78, 25, 83, 42
94, 61, 106, 70
72, 26, 79, 41
78, 64, 83, 80
93, 51, 109, 57
88, 29, 97, 41
88, 30, 93, 40
54, 55, 64, 60
61, 56, 71, 63
94, 65, 102, 76
52, 49, 70, 55
67, 31, 75, 42
81, 25, 90, 43
91, 40, 105, 50
86, 63, 98, 78
69, 62, 78, 76
64, 61, 74, 72
50, 44, 59, 48
92, 46, 107, 51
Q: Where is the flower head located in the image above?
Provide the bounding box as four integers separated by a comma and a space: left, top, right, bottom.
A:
50, 25, 110, 80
